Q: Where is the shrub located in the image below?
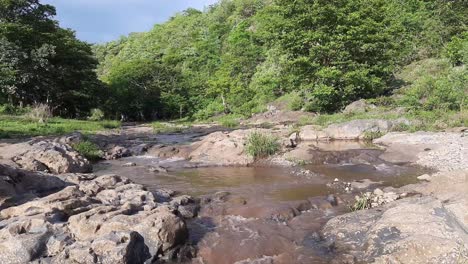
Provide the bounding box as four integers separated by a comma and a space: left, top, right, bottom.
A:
88, 108, 105, 121
72, 140, 102, 161
26, 104, 52, 123
349, 193, 372, 211
0, 104, 30, 115
246, 132, 280, 159
363, 131, 384, 141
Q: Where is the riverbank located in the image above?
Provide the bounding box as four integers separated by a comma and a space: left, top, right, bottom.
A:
0, 120, 466, 263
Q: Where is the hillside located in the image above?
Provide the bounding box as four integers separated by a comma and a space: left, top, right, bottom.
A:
93, 0, 467, 122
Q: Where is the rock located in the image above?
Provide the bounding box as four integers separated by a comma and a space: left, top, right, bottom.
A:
350, 179, 381, 190
326, 195, 338, 206
0, 217, 52, 264
375, 132, 468, 171
343, 99, 376, 114
0, 174, 190, 263
54, 132, 84, 145
188, 129, 264, 166
13, 141, 91, 174
129, 143, 150, 156
122, 162, 136, 167
288, 132, 299, 148
105, 146, 131, 160
299, 119, 412, 141
148, 165, 168, 173
323, 197, 468, 263
0, 164, 68, 209
299, 125, 329, 141
373, 188, 384, 196
417, 174, 431, 181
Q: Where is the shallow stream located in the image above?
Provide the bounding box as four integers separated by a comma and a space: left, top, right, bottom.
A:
94, 143, 427, 263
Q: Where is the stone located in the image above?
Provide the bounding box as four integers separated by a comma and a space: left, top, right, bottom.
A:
105, 146, 131, 160
373, 188, 384, 196
148, 165, 168, 173
122, 162, 136, 167
343, 99, 376, 114
13, 141, 92, 174
417, 174, 431, 181
323, 197, 468, 263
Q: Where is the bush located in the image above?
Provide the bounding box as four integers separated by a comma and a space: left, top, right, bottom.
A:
88, 108, 105, 121
0, 104, 30, 115
72, 140, 102, 161
246, 132, 280, 159
26, 104, 52, 123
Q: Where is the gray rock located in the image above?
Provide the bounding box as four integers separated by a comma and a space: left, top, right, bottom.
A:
13, 141, 92, 174
105, 146, 132, 160
343, 99, 376, 114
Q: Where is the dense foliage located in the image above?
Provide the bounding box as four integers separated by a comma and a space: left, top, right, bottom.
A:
0, 0, 102, 117
95, 0, 467, 120
1, 0, 466, 121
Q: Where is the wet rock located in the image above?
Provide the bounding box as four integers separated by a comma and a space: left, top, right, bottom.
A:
326, 195, 338, 206
105, 146, 132, 160
288, 132, 299, 148
148, 165, 168, 173
13, 141, 92, 174
122, 162, 136, 167
129, 143, 150, 156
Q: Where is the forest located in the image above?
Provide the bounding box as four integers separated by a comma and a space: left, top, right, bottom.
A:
1, 0, 467, 121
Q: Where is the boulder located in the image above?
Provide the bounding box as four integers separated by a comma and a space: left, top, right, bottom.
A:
104, 146, 132, 160
0, 164, 68, 209
188, 130, 259, 166
299, 119, 411, 141
323, 196, 468, 263
343, 99, 376, 114
13, 141, 91, 174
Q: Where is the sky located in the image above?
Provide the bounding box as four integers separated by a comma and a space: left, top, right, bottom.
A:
41, 0, 219, 44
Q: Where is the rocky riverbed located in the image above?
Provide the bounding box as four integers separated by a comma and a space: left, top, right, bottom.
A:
0, 120, 467, 263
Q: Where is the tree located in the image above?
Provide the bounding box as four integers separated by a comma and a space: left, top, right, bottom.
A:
0, 0, 102, 117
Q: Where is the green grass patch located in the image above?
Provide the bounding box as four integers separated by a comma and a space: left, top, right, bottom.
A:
72, 140, 103, 161
0, 115, 121, 139
152, 122, 185, 134
246, 132, 280, 159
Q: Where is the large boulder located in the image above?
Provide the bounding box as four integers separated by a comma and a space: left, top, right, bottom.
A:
323, 196, 468, 263
299, 119, 411, 141
13, 141, 91, 174
0, 174, 189, 263
342, 99, 376, 114
0, 164, 68, 209
188, 129, 266, 166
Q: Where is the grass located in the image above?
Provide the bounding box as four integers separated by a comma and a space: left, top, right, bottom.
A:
362, 130, 385, 141
246, 131, 280, 159
72, 140, 103, 161
151, 122, 185, 134
349, 193, 373, 212
0, 115, 121, 139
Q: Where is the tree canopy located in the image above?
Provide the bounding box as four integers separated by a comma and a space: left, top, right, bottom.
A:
0, 0, 101, 117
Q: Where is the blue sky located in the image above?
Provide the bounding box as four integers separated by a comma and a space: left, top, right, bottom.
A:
42, 0, 219, 43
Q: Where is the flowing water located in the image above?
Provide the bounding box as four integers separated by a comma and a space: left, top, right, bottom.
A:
94, 143, 427, 264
